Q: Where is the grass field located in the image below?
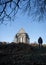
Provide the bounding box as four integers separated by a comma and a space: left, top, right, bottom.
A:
0, 42, 46, 65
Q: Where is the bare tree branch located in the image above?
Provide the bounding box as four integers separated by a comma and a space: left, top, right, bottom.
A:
0, 0, 46, 23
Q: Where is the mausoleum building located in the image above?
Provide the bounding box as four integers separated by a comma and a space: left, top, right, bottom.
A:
14, 28, 30, 43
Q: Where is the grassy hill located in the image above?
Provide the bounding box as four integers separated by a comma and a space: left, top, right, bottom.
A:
0, 42, 46, 65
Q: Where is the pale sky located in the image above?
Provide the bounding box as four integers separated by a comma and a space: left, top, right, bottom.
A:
0, 12, 46, 44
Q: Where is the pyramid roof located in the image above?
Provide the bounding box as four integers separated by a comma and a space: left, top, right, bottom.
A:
18, 28, 25, 34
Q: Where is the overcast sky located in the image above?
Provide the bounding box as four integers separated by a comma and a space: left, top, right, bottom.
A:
0, 11, 46, 44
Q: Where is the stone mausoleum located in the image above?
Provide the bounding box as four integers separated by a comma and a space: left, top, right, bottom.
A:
14, 28, 30, 43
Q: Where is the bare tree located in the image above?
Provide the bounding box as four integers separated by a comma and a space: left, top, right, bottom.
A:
0, 0, 46, 23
